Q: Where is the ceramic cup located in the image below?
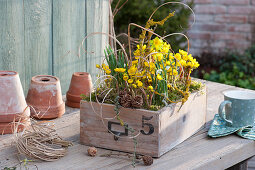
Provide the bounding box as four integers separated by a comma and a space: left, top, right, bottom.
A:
218, 90, 255, 127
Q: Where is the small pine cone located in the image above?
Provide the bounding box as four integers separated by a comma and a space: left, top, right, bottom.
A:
142, 155, 153, 166
119, 94, 132, 108
119, 89, 126, 98
87, 147, 97, 157
131, 95, 143, 108
119, 89, 132, 98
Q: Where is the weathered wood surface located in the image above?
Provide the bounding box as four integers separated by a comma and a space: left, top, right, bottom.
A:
0, 0, 109, 94
1, 81, 255, 170
248, 158, 255, 170
80, 86, 206, 157
24, 0, 53, 95
86, 0, 109, 80
53, 0, 87, 93
0, 0, 25, 90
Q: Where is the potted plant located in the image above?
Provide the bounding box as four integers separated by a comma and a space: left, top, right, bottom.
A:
80, 2, 206, 165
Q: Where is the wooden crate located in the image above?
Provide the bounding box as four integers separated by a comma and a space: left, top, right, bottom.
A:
80, 86, 207, 157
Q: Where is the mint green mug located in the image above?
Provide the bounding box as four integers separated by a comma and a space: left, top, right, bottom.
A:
218, 90, 255, 127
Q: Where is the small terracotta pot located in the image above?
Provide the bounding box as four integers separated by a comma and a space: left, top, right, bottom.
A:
0, 71, 30, 123
0, 119, 30, 134
66, 72, 93, 108
26, 75, 65, 119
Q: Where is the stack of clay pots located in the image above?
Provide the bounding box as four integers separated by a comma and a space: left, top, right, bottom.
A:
0, 71, 30, 134
26, 75, 65, 119
66, 72, 93, 108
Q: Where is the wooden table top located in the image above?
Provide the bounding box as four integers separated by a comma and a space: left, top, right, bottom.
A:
1, 80, 255, 170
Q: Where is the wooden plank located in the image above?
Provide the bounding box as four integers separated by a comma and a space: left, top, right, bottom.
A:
85, 0, 109, 81
52, 0, 86, 94
23, 0, 53, 95
1, 81, 255, 169
227, 159, 248, 170
0, 0, 25, 89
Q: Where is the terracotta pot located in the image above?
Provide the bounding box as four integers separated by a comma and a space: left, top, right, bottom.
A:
66, 72, 92, 108
26, 75, 65, 119
0, 119, 30, 134
0, 71, 30, 123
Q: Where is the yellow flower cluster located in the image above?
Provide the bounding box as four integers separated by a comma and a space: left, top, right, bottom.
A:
133, 44, 146, 59
176, 50, 200, 69
96, 37, 200, 99
114, 68, 126, 73
150, 37, 171, 54
101, 64, 111, 74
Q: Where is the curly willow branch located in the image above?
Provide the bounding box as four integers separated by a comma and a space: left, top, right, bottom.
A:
89, 75, 140, 139
78, 32, 129, 61
148, 1, 196, 30
163, 33, 190, 52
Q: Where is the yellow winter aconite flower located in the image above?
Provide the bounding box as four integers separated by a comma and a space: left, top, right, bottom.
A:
96, 64, 100, 68
169, 53, 174, 60
106, 70, 111, 74
179, 49, 188, 56
166, 61, 170, 66
136, 72, 143, 78
144, 62, 149, 67
187, 54, 193, 61
137, 80, 143, 87
102, 64, 111, 74
137, 44, 146, 50
179, 60, 186, 67
182, 53, 189, 61
157, 74, 163, 80
134, 50, 140, 57
161, 42, 170, 53
128, 66, 137, 76
134, 44, 146, 59
132, 84, 137, 88
128, 79, 133, 84
151, 37, 163, 51
167, 84, 172, 88
147, 86, 153, 91
169, 69, 178, 76
194, 61, 200, 68
175, 53, 182, 61
114, 68, 126, 73
186, 62, 193, 67
156, 53, 163, 62
132, 60, 138, 65
123, 75, 128, 81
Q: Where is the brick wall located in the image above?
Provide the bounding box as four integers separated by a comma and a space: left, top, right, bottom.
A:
187, 0, 255, 56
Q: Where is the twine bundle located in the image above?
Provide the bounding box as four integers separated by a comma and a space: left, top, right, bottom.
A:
13, 119, 72, 162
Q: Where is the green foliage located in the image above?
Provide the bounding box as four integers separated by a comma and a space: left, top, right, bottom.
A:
201, 45, 255, 90
112, 0, 194, 51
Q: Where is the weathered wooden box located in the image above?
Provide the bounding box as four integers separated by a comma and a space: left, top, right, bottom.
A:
80, 86, 206, 157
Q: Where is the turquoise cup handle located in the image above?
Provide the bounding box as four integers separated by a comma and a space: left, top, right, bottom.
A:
218, 100, 233, 125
